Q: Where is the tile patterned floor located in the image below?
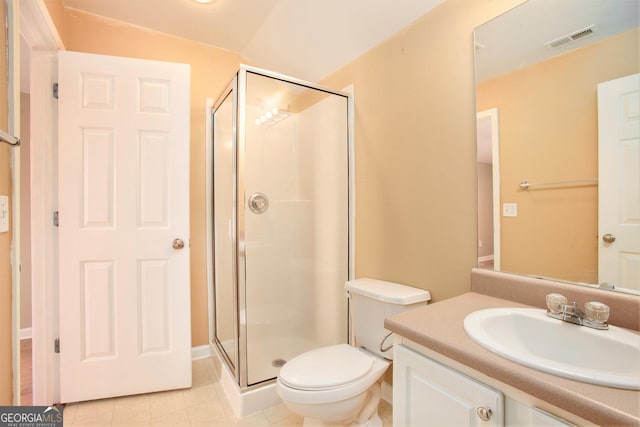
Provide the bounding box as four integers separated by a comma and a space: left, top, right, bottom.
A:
62, 356, 393, 426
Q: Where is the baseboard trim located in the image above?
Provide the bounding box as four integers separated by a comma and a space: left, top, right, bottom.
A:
478, 255, 494, 263
191, 344, 212, 360
20, 328, 32, 340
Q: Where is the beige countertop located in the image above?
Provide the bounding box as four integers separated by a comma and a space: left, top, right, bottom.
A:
384, 292, 640, 426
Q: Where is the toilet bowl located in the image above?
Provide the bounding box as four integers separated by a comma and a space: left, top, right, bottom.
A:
276, 344, 390, 426
275, 278, 431, 426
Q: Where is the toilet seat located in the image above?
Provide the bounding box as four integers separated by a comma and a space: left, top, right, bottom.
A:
279, 344, 373, 390
276, 347, 390, 405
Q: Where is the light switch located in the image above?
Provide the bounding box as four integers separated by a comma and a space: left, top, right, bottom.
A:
0, 195, 8, 233
503, 202, 518, 217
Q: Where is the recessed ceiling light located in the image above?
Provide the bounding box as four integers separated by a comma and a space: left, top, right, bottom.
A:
192, 0, 217, 4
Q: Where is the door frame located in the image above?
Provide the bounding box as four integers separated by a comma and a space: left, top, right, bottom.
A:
477, 108, 500, 271
20, 0, 64, 405
7, 0, 20, 405
205, 97, 215, 351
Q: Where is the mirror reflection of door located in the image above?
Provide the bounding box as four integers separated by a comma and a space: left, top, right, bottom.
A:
597, 73, 640, 291
477, 108, 500, 271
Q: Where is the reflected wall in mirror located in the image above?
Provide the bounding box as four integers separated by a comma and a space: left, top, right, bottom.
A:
474, 0, 640, 293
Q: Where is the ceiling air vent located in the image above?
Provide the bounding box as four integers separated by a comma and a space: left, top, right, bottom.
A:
544, 25, 599, 49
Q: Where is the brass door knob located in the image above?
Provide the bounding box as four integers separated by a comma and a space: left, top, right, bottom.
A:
602, 234, 616, 244
172, 238, 185, 250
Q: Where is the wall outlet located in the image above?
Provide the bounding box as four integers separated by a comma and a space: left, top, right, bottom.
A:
503, 202, 518, 217
0, 195, 8, 233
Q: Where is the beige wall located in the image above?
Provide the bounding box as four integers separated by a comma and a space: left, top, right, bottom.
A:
43, 0, 67, 45
321, 0, 525, 301
37, 0, 533, 356
477, 29, 639, 283
46, 3, 247, 346
0, 1, 12, 406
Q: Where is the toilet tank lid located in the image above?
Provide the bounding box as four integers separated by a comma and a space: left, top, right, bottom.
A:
346, 278, 431, 305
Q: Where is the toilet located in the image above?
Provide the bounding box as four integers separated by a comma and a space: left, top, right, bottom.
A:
276, 278, 431, 426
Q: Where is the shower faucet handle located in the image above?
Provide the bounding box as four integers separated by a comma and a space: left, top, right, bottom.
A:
248, 192, 269, 214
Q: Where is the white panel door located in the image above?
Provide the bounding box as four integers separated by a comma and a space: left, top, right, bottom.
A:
58, 51, 191, 403
598, 73, 640, 291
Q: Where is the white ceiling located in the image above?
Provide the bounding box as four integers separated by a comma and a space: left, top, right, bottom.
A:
474, 0, 639, 83
63, 0, 446, 82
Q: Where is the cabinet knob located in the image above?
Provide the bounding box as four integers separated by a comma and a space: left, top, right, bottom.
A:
476, 406, 493, 421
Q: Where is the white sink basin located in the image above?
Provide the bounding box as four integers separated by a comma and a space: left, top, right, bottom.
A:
463, 308, 640, 390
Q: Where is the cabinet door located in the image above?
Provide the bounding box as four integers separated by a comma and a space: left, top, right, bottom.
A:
531, 408, 576, 426
506, 398, 576, 426
394, 345, 504, 426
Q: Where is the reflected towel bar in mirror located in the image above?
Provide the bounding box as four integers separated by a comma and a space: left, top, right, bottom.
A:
0, 129, 20, 147
519, 178, 598, 190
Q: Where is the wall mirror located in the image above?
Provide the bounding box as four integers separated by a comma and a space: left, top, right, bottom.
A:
474, 0, 639, 294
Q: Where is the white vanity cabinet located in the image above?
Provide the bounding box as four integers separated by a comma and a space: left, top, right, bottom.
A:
505, 399, 575, 426
394, 344, 504, 426
394, 343, 577, 426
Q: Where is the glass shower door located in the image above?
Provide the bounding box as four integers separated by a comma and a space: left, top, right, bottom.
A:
213, 82, 238, 374
241, 71, 350, 386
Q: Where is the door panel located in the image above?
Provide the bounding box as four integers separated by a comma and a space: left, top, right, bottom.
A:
58, 51, 191, 403
598, 73, 640, 291
81, 261, 115, 359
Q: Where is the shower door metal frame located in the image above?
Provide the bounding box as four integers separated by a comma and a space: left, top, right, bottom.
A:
236, 67, 250, 389
214, 64, 354, 391
212, 75, 240, 383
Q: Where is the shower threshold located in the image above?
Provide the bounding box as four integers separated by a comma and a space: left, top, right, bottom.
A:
213, 345, 281, 417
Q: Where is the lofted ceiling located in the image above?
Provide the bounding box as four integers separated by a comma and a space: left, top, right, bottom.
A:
62, 0, 446, 82
474, 0, 639, 83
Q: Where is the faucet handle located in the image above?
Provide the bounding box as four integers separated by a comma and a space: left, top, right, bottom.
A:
546, 293, 567, 314
584, 301, 610, 324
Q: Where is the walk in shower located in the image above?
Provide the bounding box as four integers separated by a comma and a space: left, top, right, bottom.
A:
211, 65, 352, 400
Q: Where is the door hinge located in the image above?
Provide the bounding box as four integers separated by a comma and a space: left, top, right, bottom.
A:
53, 83, 59, 99
54, 338, 60, 354
53, 211, 59, 227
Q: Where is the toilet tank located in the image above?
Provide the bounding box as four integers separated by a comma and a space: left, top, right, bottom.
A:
346, 278, 431, 360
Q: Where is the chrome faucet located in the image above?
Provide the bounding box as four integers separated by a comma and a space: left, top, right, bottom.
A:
545, 294, 609, 330
557, 302, 585, 325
